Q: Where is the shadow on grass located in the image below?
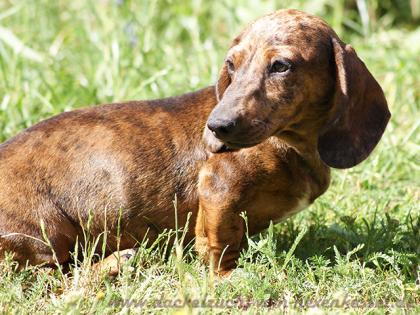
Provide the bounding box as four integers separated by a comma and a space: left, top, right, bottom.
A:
263, 211, 419, 279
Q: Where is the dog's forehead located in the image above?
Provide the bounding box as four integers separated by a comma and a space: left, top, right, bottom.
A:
240, 10, 332, 52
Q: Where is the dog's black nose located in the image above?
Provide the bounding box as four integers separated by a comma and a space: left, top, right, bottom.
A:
207, 119, 236, 138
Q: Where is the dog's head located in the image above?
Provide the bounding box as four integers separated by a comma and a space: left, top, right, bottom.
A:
204, 9, 390, 168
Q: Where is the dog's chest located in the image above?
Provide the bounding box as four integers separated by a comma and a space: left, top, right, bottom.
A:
272, 189, 311, 224
246, 182, 312, 235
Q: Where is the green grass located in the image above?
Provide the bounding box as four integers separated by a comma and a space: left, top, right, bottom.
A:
0, 0, 419, 313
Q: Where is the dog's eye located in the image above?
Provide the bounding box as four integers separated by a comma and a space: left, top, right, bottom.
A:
269, 60, 290, 74
226, 59, 235, 74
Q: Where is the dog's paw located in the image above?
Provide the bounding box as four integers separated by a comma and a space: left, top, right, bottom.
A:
119, 248, 137, 262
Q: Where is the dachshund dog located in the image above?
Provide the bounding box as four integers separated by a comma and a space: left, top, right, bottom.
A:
0, 9, 390, 275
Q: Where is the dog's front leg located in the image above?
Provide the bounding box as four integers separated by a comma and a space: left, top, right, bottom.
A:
194, 204, 210, 263
195, 165, 246, 276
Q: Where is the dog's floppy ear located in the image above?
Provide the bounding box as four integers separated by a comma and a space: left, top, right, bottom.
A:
318, 37, 391, 169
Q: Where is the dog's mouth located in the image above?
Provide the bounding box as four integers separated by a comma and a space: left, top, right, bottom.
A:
213, 144, 235, 153
212, 139, 262, 153
223, 140, 261, 149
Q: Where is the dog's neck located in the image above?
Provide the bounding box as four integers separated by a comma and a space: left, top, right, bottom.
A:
275, 129, 331, 200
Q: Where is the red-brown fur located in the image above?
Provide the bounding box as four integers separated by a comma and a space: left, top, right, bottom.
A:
0, 10, 390, 274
